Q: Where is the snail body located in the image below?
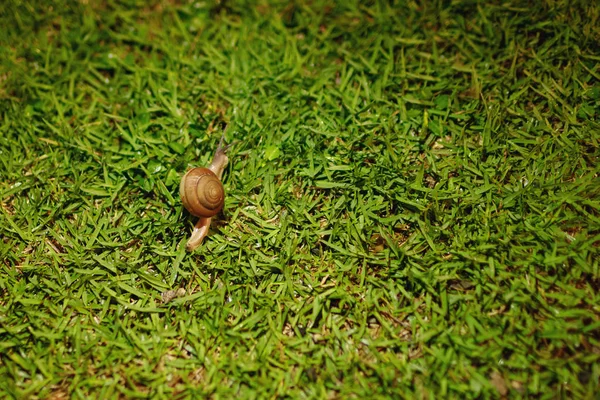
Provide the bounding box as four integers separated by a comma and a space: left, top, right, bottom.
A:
180, 137, 230, 251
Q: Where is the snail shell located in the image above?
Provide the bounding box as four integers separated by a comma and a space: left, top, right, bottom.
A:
180, 167, 225, 218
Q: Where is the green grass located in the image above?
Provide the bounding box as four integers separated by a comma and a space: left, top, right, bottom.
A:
1, 0, 599, 398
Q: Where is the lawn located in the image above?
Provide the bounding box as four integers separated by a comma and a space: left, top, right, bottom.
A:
1, 0, 599, 398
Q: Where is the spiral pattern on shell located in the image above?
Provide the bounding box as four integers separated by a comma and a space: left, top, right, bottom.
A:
180, 167, 225, 217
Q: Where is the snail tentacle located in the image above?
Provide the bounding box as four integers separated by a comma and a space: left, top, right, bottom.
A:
208, 140, 229, 180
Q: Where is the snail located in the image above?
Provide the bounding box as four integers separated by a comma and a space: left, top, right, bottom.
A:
180, 136, 231, 251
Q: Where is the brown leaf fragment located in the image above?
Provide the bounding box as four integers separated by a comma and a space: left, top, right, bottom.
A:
490, 371, 508, 396
161, 288, 186, 304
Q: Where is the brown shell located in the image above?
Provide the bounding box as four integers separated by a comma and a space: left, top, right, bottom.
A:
180, 167, 225, 217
